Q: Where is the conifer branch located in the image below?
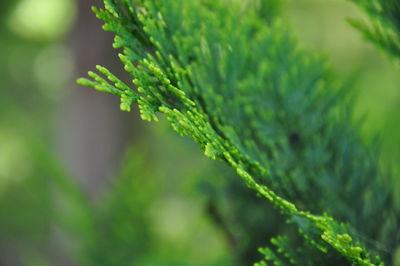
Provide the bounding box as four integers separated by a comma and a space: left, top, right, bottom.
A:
349, 0, 400, 60
78, 0, 398, 264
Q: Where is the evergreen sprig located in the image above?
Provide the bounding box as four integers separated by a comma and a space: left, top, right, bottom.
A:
349, 0, 400, 60
78, 0, 398, 265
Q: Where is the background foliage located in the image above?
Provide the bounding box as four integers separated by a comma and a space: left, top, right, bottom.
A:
0, 0, 399, 265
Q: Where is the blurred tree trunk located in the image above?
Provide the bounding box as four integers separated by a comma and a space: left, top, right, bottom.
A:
56, 0, 141, 201
52, 1, 143, 264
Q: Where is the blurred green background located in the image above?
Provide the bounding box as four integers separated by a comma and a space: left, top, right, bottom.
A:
0, 0, 399, 265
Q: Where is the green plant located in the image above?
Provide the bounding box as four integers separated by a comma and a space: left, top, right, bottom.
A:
349, 0, 400, 60
78, 0, 399, 265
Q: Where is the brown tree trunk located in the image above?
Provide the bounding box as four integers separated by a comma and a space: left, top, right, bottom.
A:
56, 0, 141, 201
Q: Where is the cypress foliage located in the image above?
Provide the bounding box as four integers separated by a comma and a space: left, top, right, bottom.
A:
78, 0, 399, 265
349, 0, 400, 60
